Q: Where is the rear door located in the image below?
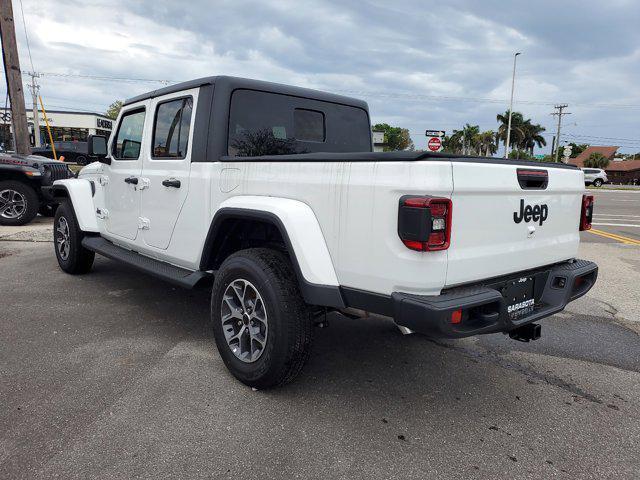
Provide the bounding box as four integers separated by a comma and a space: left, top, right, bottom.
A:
139, 88, 197, 250
445, 161, 584, 287
583, 169, 596, 183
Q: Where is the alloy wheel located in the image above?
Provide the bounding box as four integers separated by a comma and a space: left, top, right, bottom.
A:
221, 278, 268, 363
0, 189, 27, 219
56, 216, 71, 260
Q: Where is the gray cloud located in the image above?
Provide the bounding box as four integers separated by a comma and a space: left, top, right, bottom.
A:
6, 0, 640, 152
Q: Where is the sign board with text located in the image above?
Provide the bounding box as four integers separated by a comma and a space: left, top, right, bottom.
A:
425, 129, 445, 152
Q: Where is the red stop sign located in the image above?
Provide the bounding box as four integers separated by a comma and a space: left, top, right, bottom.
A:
428, 137, 442, 151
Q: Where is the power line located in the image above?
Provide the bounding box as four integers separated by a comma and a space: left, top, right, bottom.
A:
29, 71, 174, 84
17, 0, 34, 71
18, 71, 640, 109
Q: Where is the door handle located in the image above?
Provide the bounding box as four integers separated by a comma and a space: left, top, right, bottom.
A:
162, 178, 181, 188
124, 176, 139, 185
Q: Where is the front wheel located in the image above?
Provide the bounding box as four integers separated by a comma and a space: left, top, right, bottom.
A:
54, 200, 95, 274
593, 179, 603, 187
211, 248, 313, 389
0, 180, 39, 226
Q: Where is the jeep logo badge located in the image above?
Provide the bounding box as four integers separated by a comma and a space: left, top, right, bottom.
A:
513, 199, 548, 226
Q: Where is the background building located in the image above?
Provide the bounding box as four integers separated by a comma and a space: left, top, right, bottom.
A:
0, 108, 112, 149
372, 130, 385, 152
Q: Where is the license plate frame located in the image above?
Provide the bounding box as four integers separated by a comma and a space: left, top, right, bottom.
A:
505, 276, 535, 320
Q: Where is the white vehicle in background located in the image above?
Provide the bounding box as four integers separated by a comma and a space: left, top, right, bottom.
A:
582, 168, 608, 187
48, 76, 598, 389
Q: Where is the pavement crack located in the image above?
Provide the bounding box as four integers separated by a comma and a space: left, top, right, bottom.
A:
426, 338, 603, 404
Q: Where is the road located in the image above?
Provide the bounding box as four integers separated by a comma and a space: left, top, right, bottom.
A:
1, 240, 639, 479
581, 189, 640, 245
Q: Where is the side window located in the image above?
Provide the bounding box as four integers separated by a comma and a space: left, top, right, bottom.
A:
227, 89, 371, 157
152, 97, 193, 159
113, 109, 146, 160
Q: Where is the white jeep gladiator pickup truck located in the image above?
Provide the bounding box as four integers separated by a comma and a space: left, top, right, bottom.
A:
51, 76, 598, 388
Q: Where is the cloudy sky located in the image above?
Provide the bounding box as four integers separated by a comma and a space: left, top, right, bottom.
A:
5, 0, 640, 153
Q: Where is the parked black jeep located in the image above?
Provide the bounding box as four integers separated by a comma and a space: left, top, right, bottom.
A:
0, 153, 74, 225
32, 141, 95, 166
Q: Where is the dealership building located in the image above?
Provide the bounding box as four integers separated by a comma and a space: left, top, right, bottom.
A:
0, 108, 113, 149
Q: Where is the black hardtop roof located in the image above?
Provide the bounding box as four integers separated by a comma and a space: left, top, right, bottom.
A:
123, 75, 369, 110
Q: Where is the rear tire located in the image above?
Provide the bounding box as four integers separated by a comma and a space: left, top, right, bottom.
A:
0, 180, 39, 226
211, 248, 313, 389
593, 179, 603, 187
53, 199, 95, 274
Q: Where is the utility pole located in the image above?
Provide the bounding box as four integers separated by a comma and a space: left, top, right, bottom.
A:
27, 70, 40, 146
0, 0, 31, 155
505, 52, 521, 158
551, 104, 571, 163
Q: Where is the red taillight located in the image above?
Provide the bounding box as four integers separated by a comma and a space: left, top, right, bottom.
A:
451, 309, 462, 324
398, 196, 452, 251
580, 195, 594, 231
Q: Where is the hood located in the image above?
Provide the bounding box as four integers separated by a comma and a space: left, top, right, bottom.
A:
0, 152, 68, 168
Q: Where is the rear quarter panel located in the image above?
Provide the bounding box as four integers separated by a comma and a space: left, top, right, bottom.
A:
206, 160, 453, 296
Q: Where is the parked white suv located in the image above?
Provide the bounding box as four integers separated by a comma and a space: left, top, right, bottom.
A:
50, 76, 598, 388
582, 168, 608, 187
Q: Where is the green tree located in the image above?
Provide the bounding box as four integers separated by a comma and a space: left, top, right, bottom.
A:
508, 149, 534, 160
106, 100, 123, 120
496, 111, 525, 151
584, 152, 610, 169
520, 120, 546, 154
476, 130, 498, 156
443, 126, 497, 156
372, 123, 414, 151
566, 143, 589, 158
442, 131, 463, 154
496, 111, 546, 154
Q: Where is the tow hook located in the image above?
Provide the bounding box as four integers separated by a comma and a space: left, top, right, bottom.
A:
509, 323, 541, 342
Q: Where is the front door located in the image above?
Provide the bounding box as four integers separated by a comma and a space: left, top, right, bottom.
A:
140, 89, 197, 250
104, 106, 148, 241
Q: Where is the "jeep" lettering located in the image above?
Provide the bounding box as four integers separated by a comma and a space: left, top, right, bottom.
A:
513, 199, 548, 226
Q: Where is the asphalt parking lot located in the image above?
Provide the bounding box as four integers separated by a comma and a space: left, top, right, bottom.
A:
581, 188, 640, 245
1, 213, 639, 479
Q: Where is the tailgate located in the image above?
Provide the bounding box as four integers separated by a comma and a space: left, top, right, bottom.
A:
446, 162, 584, 287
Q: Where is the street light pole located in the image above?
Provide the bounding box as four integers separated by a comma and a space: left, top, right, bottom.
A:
504, 52, 521, 159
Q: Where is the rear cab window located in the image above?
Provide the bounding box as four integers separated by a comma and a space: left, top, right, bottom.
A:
112, 108, 146, 160
152, 97, 193, 159
227, 89, 371, 157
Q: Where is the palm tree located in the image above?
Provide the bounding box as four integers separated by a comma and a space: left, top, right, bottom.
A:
476, 130, 498, 157
497, 111, 547, 156
443, 130, 463, 154
460, 124, 480, 155
496, 110, 525, 153
520, 121, 546, 154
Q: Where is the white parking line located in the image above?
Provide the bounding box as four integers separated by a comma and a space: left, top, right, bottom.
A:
593, 214, 640, 218
592, 223, 640, 228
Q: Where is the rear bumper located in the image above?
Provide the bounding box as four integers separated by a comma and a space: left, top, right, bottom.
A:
392, 259, 597, 338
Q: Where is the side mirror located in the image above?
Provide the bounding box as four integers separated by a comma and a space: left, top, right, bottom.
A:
87, 134, 110, 164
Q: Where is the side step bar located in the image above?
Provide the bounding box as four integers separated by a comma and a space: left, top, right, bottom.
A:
81, 236, 211, 289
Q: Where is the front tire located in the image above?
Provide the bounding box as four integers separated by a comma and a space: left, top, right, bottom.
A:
54, 200, 95, 274
211, 248, 313, 389
593, 179, 603, 187
0, 180, 39, 226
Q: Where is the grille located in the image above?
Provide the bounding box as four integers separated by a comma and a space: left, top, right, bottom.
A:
42, 163, 71, 184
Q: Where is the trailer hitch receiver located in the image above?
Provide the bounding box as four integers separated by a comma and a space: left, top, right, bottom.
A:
508, 323, 541, 342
